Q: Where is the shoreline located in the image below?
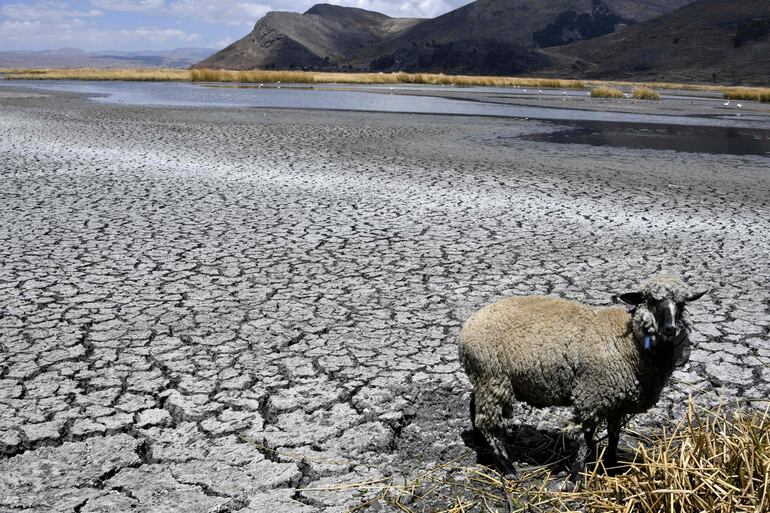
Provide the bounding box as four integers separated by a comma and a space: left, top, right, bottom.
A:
3, 67, 770, 102
3, 80, 770, 133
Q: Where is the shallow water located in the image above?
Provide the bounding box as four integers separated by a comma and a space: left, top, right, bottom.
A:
525, 121, 770, 156
1, 80, 759, 126
3, 80, 770, 156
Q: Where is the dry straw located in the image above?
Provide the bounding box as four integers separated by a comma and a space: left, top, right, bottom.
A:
590, 86, 625, 99
190, 69, 587, 89
2, 67, 586, 88
632, 86, 661, 101
334, 401, 770, 512
724, 87, 770, 103
1, 68, 190, 81
5, 68, 770, 102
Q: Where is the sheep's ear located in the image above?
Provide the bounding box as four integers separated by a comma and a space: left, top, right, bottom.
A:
687, 289, 708, 302
617, 292, 645, 306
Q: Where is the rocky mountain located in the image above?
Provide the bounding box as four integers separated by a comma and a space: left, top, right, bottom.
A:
0, 47, 214, 69
195, 0, 692, 73
194, 0, 770, 84
195, 4, 421, 70
545, 0, 770, 84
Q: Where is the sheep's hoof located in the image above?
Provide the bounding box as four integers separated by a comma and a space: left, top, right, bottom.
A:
498, 461, 518, 481
560, 478, 582, 492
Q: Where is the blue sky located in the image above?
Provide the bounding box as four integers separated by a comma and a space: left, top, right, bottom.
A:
0, 0, 469, 51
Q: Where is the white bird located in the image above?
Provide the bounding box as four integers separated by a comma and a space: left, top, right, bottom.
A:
562, 91, 567, 95
724, 101, 730, 106
523, 89, 527, 93
538, 89, 543, 93
737, 103, 743, 108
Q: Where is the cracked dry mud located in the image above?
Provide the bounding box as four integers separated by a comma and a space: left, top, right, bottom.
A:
1, 88, 769, 512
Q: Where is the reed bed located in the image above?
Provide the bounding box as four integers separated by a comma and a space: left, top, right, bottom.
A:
632, 86, 661, 101
590, 86, 625, 99
589, 80, 726, 92
190, 68, 587, 88
2, 67, 584, 89
1, 68, 190, 81
338, 402, 770, 512
724, 87, 770, 103
6, 68, 770, 103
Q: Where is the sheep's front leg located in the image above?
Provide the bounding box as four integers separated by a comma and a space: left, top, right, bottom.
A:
605, 418, 621, 469
570, 424, 595, 482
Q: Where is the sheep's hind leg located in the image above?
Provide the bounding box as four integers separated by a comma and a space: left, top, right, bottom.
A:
474, 381, 518, 479
569, 424, 595, 482
469, 391, 477, 429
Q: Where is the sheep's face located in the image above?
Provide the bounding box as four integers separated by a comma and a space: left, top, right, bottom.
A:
618, 274, 707, 346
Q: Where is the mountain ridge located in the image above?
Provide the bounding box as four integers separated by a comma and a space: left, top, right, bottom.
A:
195, 0, 690, 73
195, 0, 770, 85
545, 0, 770, 84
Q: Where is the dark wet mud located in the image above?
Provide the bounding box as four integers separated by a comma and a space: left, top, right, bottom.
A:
524, 121, 770, 156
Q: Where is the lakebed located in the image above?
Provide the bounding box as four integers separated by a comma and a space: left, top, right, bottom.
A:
0, 83, 768, 512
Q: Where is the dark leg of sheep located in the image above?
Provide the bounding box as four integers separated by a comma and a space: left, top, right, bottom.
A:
605, 417, 621, 470
469, 391, 477, 429
570, 424, 595, 482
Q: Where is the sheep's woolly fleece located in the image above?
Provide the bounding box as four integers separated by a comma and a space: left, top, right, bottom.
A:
640, 273, 694, 302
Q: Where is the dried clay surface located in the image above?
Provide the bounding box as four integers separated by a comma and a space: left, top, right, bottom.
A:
0, 88, 768, 512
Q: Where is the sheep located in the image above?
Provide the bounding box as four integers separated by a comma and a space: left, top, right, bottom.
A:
458, 273, 707, 479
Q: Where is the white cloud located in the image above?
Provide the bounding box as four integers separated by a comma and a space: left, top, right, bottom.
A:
118, 26, 200, 42
0, 18, 199, 47
88, 0, 271, 25
90, 0, 165, 12
1, 2, 102, 21
167, 1, 270, 25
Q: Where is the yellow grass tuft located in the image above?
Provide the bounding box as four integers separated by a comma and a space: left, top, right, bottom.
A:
590, 86, 625, 99
1, 68, 190, 81
632, 86, 661, 100
724, 87, 770, 103
2, 67, 585, 89
6, 68, 770, 104
190, 68, 587, 88
576, 402, 770, 513
340, 401, 770, 512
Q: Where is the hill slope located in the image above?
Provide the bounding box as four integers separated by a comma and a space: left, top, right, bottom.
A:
195, 0, 692, 72
194, 4, 420, 70
546, 0, 770, 84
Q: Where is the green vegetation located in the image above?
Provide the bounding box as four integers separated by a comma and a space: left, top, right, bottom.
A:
632, 86, 661, 100
590, 86, 624, 98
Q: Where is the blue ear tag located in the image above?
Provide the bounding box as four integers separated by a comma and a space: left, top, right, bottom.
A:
644, 335, 651, 351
